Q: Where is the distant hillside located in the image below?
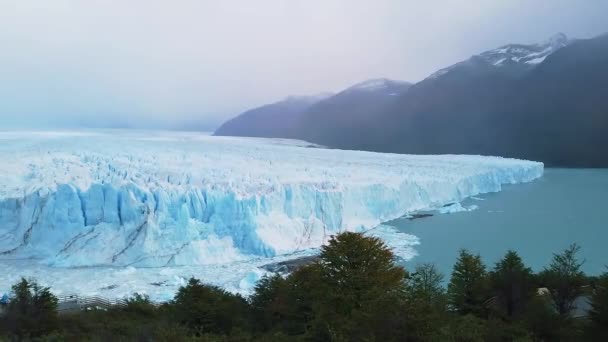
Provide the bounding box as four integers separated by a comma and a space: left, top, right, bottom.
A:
215, 33, 608, 167
294, 79, 412, 146
214, 93, 332, 138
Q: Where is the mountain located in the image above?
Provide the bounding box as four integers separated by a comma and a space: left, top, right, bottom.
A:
291, 34, 575, 154
428, 33, 570, 80
214, 93, 332, 138
365, 32, 608, 166
214, 78, 411, 141
215, 32, 608, 166
497, 33, 608, 166
293, 78, 412, 146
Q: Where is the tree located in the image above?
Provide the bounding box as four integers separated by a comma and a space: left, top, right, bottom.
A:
440, 314, 489, 342
447, 249, 489, 317
489, 250, 535, 319
123, 293, 157, 317
172, 278, 250, 335
309, 232, 408, 340
522, 295, 578, 341
249, 273, 311, 335
408, 263, 446, 307
250, 274, 286, 332
318, 232, 407, 302
587, 270, 608, 340
3, 278, 58, 338
405, 263, 448, 340
539, 244, 586, 315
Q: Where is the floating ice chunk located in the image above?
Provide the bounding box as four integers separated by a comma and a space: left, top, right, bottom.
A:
365, 225, 420, 261
239, 270, 266, 291
438, 202, 479, 214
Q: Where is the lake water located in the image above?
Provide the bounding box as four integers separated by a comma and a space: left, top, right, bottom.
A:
390, 168, 608, 277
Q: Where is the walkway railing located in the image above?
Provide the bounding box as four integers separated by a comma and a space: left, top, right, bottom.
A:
56, 294, 129, 313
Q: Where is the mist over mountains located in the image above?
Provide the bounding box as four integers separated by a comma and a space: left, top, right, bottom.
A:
215, 32, 608, 167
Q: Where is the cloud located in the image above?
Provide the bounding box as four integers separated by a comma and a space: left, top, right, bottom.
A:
0, 0, 607, 129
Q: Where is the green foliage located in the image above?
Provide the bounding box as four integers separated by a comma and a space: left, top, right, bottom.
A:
448, 249, 489, 317
587, 270, 608, 340
318, 232, 407, 302
405, 263, 448, 340
124, 292, 157, 317
539, 243, 586, 315
488, 250, 535, 319
521, 291, 582, 341
308, 232, 409, 341
250, 273, 314, 335
2, 277, 58, 338
408, 263, 446, 307
1, 239, 605, 341
253, 232, 409, 340
250, 274, 288, 332
440, 314, 489, 342
172, 278, 250, 335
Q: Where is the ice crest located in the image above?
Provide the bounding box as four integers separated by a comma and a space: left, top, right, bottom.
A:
0, 130, 544, 268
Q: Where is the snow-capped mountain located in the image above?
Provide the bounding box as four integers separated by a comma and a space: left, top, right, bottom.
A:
479, 32, 569, 66
373, 32, 608, 167
284, 92, 334, 103
289, 78, 412, 146
215, 78, 411, 142
214, 31, 608, 166
342, 78, 412, 95
428, 33, 570, 80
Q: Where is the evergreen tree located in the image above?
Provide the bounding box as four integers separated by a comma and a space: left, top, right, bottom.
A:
409, 263, 446, 307
310, 232, 409, 340
250, 274, 287, 332
123, 293, 157, 317
406, 263, 448, 340
4, 277, 58, 338
587, 270, 608, 340
172, 277, 250, 335
522, 295, 580, 341
318, 232, 407, 301
489, 250, 535, 319
440, 314, 489, 342
447, 249, 489, 317
250, 273, 314, 335
539, 244, 586, 315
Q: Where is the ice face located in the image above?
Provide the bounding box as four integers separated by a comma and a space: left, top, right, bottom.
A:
0, 130, 544, 268
0, 226, 418, 300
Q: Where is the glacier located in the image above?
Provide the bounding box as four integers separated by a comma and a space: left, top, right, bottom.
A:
0, 130, 543, 269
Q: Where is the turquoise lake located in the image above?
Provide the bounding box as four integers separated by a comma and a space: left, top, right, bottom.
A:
392, 168, 608, 277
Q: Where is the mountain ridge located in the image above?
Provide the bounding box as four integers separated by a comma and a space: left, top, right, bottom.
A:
215, 32, 608, 167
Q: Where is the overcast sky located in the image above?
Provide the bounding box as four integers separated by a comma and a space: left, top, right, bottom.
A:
1, 0, 607, 130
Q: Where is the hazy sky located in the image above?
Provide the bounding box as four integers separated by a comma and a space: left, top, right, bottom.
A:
1, 0, 607, 130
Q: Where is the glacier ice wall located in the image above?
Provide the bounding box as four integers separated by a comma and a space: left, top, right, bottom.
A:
0, 130, 544, 267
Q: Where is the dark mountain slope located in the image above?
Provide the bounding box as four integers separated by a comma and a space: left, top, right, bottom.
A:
214, 33, 608, 166
214, 94, 331, 138
295, 79, 412, 147
499, 34, 608, 166
364, 58, 517, 155
292, 34, 570, 154
367, 33, 608, 166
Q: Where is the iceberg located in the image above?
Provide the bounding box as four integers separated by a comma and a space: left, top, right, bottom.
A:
0, 130, 544, 269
